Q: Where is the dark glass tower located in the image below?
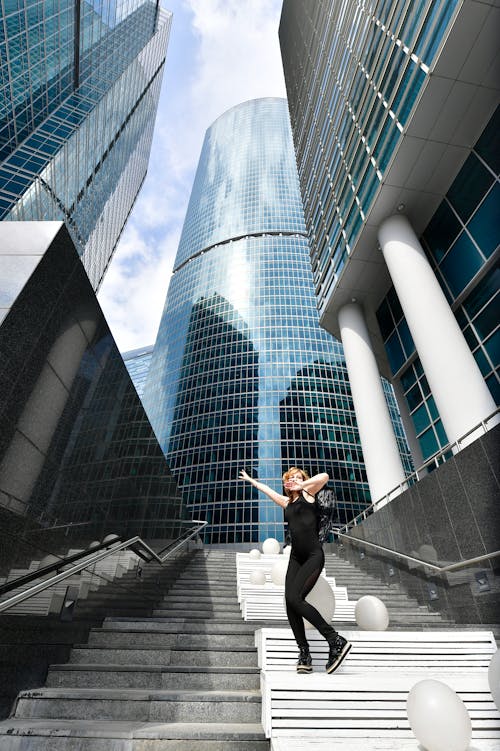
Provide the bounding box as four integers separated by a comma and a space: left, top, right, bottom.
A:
0, 0, 171, 289
143, 98, 411, 543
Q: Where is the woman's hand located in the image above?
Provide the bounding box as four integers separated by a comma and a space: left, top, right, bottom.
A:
284, 477, 305, 491
239, 469, 253, 483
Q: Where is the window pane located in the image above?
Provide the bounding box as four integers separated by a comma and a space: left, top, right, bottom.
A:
386, 329, 406, 374
475, 105, 500, 174
439, 231, 483, 297
473, 296, 499, 340
486, 373, 500, 405
447, 153, 494, 222
376, 297, 393, 340
434, 419, 448, 447
418, 426, 439, 458
484, 329, 500, 367
400, 364, 417, 391
412, 402, 430, 434
463, 262, 499, 320
467, 184, 500, 259
398, 317, 415, 358
422, 199, 461, 263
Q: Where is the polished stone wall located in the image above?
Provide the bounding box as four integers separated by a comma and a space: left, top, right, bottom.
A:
339, 424, 500, 623
0, 222, 189, 575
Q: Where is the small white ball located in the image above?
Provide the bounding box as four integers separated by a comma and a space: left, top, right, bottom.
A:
354, 595, 389, 631
271, 559, 289, 586
407, 679, 471, 751
262, 538, 280, 555
249, 549, 261, 559
249, 570, 266, 585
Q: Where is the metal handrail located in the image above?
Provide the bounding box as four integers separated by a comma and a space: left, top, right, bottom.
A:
338, 407, 500, 535
337, 532, 500, 575
0, 520, 208, 614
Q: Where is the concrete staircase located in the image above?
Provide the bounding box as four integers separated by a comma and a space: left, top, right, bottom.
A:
0, 549, 268, 750
1, 546, 495, 749
323, 551, 453, 627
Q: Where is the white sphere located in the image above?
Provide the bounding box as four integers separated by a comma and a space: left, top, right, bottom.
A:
488, 649, 500, 711
407, 679, 471, 751
418, 544, 438, 562
355, 595, 389, 631
303, 576, 335, 630
262, 538, 280, 555
249, 549, 261, 559
271, 559, 289, 586
249, 570, 266, 585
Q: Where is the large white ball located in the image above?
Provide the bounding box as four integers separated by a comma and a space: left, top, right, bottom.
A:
249, 570, 266, 585
262, 538, 280, 555
407, 679, 471, 751
271, 559, 289, 586
488, 649, 500, 710
249, 549, 261, 559
303, 576, 335, 630
355, 595, 389, 630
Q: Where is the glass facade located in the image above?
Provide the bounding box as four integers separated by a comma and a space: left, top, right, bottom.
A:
0, 1, 171, 290
123, 345, 154, 399
0, 222, 190, 573
143, 98, 411, 543
279, 0, 460, 315
377, 107, 500, 459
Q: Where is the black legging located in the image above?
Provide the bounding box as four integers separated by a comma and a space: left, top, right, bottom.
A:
285, 547, 337, 648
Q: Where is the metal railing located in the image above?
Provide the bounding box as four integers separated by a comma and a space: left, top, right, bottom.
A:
0, 519, 207, 614
337, 532, 500, 576
338, 407, 500, 536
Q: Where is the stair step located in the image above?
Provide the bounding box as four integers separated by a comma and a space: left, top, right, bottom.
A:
87, 630, 254, 648
0, 719, 268, 750
69, 646, 258, 666
47, 664, 260, 690
14, 688, 261, 723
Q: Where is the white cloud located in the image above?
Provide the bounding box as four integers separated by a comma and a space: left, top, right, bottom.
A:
99, 0, 286, 352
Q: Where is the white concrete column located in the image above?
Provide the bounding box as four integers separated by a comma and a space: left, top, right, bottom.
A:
338, 302, 407, 506
378, 214, 497, 447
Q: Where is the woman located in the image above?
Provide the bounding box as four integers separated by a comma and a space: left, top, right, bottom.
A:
240, 467, 351, 674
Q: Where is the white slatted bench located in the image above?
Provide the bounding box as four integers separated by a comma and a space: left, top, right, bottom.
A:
236, 552, 356, 622
241, 582, 355, 623
256, 628, 499, 746
264, 672, 500, 746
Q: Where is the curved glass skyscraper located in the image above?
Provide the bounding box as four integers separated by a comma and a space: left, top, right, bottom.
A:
144, 98, 409, 544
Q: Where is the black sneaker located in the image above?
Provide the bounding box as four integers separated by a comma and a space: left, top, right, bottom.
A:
326, 634, 351, 674
296, 646, 313, 673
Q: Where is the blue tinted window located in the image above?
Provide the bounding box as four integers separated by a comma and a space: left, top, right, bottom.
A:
439, 232, 483, 297
376, 297, 393, 339
447, 153, 494, 222
427, 396, 439, 422
423, 200, 461, 263
474, 347, 491, 376
418, 426, 439, 457
401, 364, 417, 391
467, 184, 500, 259
472, 297, 499, 340
434, 419, 448, 447
484, 329, 500, 366
463, 263, 499, 319
412, 403, 430, 434
398, 318, 415, 358
406, 382, 423, 411
486, 373, 500, 405
386, 330, 406, 374
475, 105, 500, 174
387, 286, 403, 323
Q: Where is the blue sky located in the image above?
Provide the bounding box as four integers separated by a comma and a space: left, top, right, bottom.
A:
97, 0, 286, 353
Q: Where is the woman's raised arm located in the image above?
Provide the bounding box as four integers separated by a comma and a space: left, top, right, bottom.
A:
239, 469, 289, 508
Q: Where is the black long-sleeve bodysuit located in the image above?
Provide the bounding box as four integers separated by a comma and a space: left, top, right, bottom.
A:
284, 494, 337, 648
